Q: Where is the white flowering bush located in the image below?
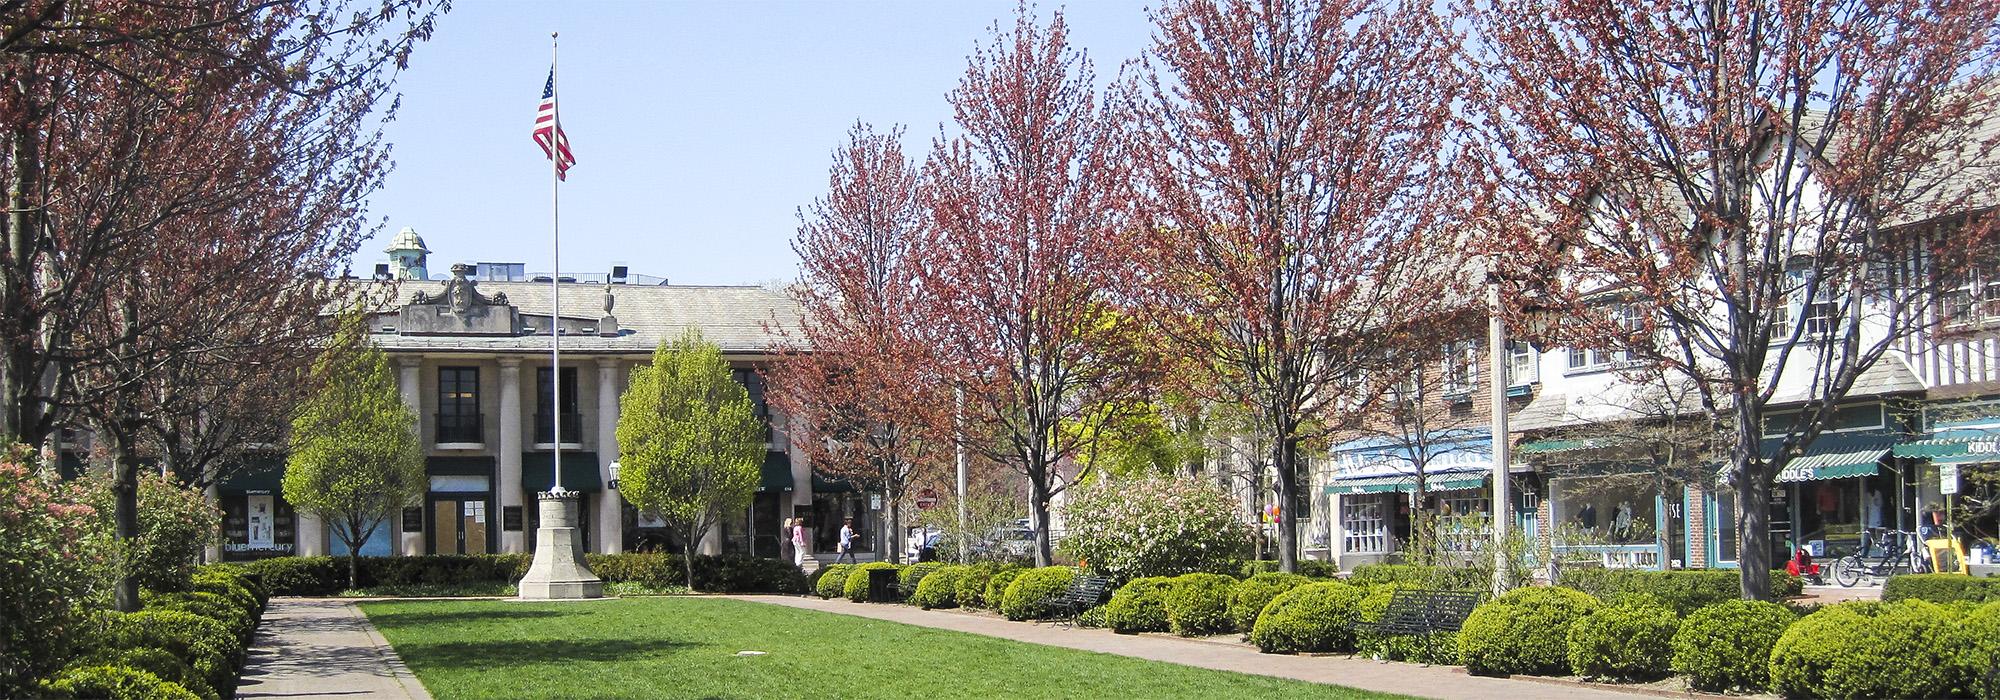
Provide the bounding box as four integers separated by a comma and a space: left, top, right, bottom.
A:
1058, 476, 1252, 581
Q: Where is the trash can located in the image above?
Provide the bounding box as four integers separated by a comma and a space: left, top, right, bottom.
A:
867, 567, 898, 602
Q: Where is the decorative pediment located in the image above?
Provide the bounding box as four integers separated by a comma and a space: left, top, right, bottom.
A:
399, 263, 518, 336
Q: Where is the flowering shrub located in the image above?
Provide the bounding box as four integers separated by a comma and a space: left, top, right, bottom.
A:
88, 473, 222, 593
0, 446, 114, 696
1057, 476, 1252, 582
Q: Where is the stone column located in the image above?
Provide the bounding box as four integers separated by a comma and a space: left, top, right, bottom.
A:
203, 480, 223, 563
498, 358, 525, 553
791, 437, 819, 572
396, 357, 425, 556
596, 358, 623, 554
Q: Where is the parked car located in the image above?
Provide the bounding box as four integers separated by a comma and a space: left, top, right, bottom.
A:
905, 526, 943, 562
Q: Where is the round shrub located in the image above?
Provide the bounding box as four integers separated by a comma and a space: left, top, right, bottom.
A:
1056, 476, 1252, 581
188, 577, 259, 617
1106, 577, 1175, 633
194, 568, 265, 608
39, 664, 200, 700
1958, 601, 2000, 700
908, 566, 966, 609
1248, 581, 1366, 654
813, 564, 854, 599
143, 592, 254, 646
900, 562, 944, 593
1458, 586, 1600, 676
1164, 573, 1236, 637
90, 473, 221, 593
1352, 584, 1454, 664
1567, 599, 1677, 681
1770, 600, 1962, 700
953, 564, 999, 609
1229, 572, 1309, 634
1000, 566, 1078, 621
984, 567, 1026, 609
1670, 599, 1795, 692
102, 610, 239, 694
843, 562, 902, 602
1077, 604, 1108, 628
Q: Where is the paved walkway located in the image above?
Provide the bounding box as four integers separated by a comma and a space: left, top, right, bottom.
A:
237, 599, 431, 700
727, 595, 1658, 699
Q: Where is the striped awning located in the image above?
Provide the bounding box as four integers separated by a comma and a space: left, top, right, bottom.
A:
1765, 432, 1902, 483
1325, 472, 1487, 495
1517, 438, 1617, 455
1892, 429, 2000, 463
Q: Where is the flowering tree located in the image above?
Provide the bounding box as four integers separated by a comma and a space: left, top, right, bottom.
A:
1473, 0, 2000, 598
87, 472, 222, 593
0, 446, 111, 695
1058, 475, 1253, 581
1126, 0, 1482, 571
916, 7, 1152, 566
766, 123, 950, 564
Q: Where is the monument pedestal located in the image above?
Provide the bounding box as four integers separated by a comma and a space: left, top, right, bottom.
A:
517, 491, 603, 599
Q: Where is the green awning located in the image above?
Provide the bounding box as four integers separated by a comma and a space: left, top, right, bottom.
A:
1764, 432, 1901, 483
218, 455, 286, 493
813, 472, 861, 493
1325, 472, 1486, 495
1517, 438, 1617, 455
522, 452, 601, 492
1893, 429, 2000, 461
760, 452, 794, 492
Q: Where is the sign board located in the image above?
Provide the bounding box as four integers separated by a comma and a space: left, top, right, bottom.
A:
870, 494, 882, 511
916, 489, 938, 511
1943, 464, 1962, 495
401, 507, 424, 533
503, 506, 524, 532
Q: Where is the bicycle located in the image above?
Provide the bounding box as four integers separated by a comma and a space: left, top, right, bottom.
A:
1833, 527, 1930, 587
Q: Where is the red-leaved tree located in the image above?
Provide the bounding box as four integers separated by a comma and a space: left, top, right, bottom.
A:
1125, 0, 1481, 571
1473, 0, 2000, 598
767, 122, 951, 564
916, 7, 1151, 566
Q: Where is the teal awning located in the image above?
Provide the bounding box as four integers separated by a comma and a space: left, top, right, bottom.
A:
1325, 472, 1486, 495
1893, 429, 2000, 462
1517, 438, 1617, 455
522, 452, 601, 492
760, 452, 794, 492
1763, 432, 1901, 483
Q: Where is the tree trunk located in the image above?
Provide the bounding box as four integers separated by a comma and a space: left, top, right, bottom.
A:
1028, 467, 1054, 567
1735, 457, 1775, 601
886, 474, 902, 565
683, 536, 699, 592
2, 117, 43, 446
111, 430, 141, 612
347, 538, 361, 591
1273, 437, 1299, 573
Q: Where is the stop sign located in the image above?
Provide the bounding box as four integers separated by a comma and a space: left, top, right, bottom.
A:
916, 488, 939, 510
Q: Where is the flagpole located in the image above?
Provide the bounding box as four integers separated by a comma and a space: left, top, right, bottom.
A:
550, 31, 564, 494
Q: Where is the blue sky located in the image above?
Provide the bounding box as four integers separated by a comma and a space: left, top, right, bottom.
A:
360, 1, 1155, 285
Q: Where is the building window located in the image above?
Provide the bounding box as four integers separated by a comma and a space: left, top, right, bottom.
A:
1945, 265, 2000, 327
1565, 304, 1641, 372
1551, 476, 1657, 546
1715, 490, 1738, 563
1770, 303, 1793, 339
536, 367, 579, 444
1342, 495, 1388, 554
436, 367, 481, 444
1505, 341, 1536, 386
1442, 342, 1476, 397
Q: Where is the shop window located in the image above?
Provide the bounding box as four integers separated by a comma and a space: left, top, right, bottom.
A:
1552, 476, 1658, 545
1342, 495, 1388, 554
1716, 490, 1739, 563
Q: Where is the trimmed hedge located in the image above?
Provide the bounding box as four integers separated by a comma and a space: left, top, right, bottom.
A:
1233, 559, 1340, 579
142, 592, 254, 648
813, 564, 855, 599
38, 665, 201, 700
1248, 581, 1366, 654
1567, 598, 1678, 681
1556, 568, 1803, 614
233, 553, 805, 595
1769, 600, 1966, 700
1348, 563, 1488, 591
1670, 599, 1796, 692
1163, 573, 1236, 637
1961, 601, 2000, 700
1076, 605, 1108, 628
62, 647, 214, 700
1353, 583, 1457, 665
900, 562, 944, 593
1228, 572, 1310, 634
908, 565, 966, 609
1000, 567, 1079, 621
984, 567, 1027, 610
1458, 586, 1599, 676
1105, 577, 1175, 633
843, 562, 902, 602
954, 563, 1005, 609
100, 610, 239, 696
1882, 573, 2000, 604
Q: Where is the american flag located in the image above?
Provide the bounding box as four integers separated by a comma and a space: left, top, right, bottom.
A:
534, 67, 575, 180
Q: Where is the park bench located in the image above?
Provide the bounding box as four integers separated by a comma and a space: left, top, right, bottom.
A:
1051, 574, 1115, 628
1352, 588, 1483, 662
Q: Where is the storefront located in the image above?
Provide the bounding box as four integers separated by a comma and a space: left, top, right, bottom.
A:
1546, 472, 1668, 569
1703, 430, 1908, 569
1326, 466, 1491, 567
217, 456, 298, 561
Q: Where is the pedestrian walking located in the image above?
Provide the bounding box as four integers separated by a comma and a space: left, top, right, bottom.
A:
836, 517, 858, 564
778, 517, 795, 564
791, 517, 808, 568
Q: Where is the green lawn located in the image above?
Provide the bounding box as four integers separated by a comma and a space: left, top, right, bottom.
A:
360, 597, 1402, 699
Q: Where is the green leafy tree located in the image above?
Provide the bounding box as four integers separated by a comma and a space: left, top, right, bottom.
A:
616, 329, 764, 590
87, 472, 221, 593
281, 310, 423, 589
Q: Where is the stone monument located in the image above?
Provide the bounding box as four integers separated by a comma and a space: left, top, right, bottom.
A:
516, 490, 603, 599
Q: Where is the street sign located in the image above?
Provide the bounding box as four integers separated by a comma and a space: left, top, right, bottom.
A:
1943, 464, 1961, 495
870, 494, 882, 511
917, 489, 939, 511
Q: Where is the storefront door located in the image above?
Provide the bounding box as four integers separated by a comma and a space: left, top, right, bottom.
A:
1664, 490, 1686, 568
430, 496, 492, 555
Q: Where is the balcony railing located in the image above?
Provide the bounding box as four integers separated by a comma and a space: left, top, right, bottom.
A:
435, 413, 483, 445
535, 412, 582, 445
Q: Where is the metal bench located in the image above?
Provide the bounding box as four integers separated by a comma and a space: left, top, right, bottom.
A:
1353, 588, 1483, 662
1050, 574, 1115, 628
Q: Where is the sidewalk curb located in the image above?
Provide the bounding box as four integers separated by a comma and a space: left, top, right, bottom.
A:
345, 603, 434, 700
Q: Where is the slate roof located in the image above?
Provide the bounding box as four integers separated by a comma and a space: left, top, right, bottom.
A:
359, 279, 804, 355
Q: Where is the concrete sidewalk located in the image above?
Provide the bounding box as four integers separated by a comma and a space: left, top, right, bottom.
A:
729, 594, 1659, 700
236, 598, 431, 700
